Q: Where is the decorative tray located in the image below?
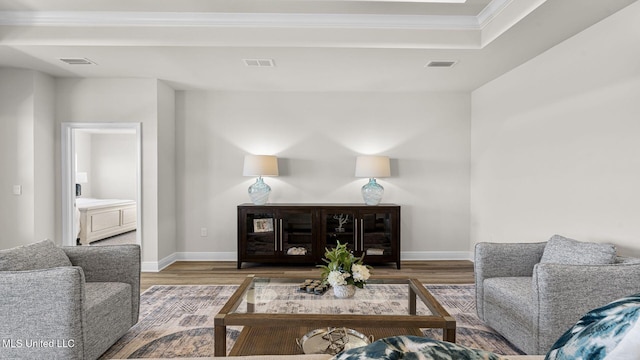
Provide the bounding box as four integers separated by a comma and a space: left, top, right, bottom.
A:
297, 279, 329, 295
296, 327, 372, 355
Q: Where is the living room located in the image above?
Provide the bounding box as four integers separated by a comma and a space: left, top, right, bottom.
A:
1, 0, 640, 359
2, 0, 638, 268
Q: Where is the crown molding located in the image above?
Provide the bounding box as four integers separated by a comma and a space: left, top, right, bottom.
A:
0, 11, 481, 30
479, 0, 548, 46
477, 0, 511, 24
0, 0, 548, 49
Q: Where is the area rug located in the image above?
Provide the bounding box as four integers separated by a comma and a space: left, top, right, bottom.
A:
100, 284, 524, 359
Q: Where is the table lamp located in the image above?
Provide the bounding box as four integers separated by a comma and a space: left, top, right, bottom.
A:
355, 155, 390, 205
243, 155, 279, 205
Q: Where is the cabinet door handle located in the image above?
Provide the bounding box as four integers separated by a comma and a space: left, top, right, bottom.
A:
354, 218, 358, 251
274, 218, 278, 251
279, 219, 283, 251
360, 218, 364, 251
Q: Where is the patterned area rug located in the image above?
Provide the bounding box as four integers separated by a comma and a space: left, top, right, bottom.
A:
100, 284, 524, 359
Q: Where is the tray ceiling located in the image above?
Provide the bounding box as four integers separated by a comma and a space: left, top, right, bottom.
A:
0, 0, 636, 91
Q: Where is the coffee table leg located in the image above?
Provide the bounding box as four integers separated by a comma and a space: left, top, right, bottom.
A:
443, 328, 456, 343
409, 287, 417, 315
215, 325, 227, 357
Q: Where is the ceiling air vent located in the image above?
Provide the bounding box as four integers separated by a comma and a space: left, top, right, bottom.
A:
59, 58, 96, 65
243, 59, 275, 67
425, 60, 457, 68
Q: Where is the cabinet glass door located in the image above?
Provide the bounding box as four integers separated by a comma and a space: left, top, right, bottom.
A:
244, 211, 277, 256
280, 211, 314, 259
360, 212, 393, 257
323, 211, 357, 252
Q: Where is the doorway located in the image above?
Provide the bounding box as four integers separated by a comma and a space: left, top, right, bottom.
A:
61, 123, 142, 247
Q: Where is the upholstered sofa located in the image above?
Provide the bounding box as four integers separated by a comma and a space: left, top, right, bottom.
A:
475, 235, 640, 355
0, 240, 140, 360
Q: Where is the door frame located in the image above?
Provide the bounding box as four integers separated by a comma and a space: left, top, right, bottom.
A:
61, 122, 142, 246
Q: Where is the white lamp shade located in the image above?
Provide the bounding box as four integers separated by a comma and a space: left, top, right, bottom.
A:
243, 155, 279, 176
355, 155, 390, 178
75, 172, 88, 184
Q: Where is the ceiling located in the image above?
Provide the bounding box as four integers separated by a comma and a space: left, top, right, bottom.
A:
0, 0, 636, 92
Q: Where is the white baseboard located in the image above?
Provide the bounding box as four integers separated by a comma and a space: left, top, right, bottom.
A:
141, 251, 472, 272
141, 261, 160, 272
175, 251, 236, 261
141, 251, 235, 272
401, 251, 473, 261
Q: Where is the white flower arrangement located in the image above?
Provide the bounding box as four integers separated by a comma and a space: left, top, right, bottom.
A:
351, 264, 370, 283
319, 241, 371, 288
327, 270, 350, 286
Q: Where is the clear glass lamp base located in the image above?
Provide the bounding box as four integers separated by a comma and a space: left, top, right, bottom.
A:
361, 178, 384, 206
248, 177, 271, 205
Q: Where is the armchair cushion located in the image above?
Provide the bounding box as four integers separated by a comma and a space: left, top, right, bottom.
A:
483, 277, 535, 354
484, 277, 533, 327
546, 293, 640, 360
0, 239, 71, 271
540, 235, 616, 265
84, 282, 133, 360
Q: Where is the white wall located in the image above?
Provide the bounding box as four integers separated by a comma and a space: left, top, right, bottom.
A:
55, 78, 164, 265
157, 81, 177, 261
73, 131, 137, 246
0, 68, 55, 249
0, 68, 35, 248
74, 131, 93, 197
176, 91, 471, 258
471, 2, 640, 256
33, 72, 56, 244
91, 133, 137, 200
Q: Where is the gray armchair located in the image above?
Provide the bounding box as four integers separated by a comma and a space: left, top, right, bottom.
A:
475, 240, 640, 355
0, 240, 140, 360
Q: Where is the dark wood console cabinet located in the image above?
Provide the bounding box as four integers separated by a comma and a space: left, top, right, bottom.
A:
237, 203, 400, 269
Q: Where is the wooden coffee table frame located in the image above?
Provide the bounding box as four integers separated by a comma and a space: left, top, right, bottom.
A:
214, 275, 456, 357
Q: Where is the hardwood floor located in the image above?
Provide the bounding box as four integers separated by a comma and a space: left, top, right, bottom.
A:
141, 260, 475, 292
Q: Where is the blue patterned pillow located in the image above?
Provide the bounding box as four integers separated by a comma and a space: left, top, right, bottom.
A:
331, 335, 500, 360
546, 293, 640, 360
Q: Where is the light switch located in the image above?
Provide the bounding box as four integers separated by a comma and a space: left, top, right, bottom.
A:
12, 185, 22, 195
200, 227, 208, 237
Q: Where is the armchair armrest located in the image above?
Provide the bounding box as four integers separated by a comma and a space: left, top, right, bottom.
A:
532, 262, 640, 353
0, 267, 85, 359
474, 242, 546, 320
63, 244, 140, 324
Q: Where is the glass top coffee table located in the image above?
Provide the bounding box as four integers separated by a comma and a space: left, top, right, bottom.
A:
214, 275, 456, 357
